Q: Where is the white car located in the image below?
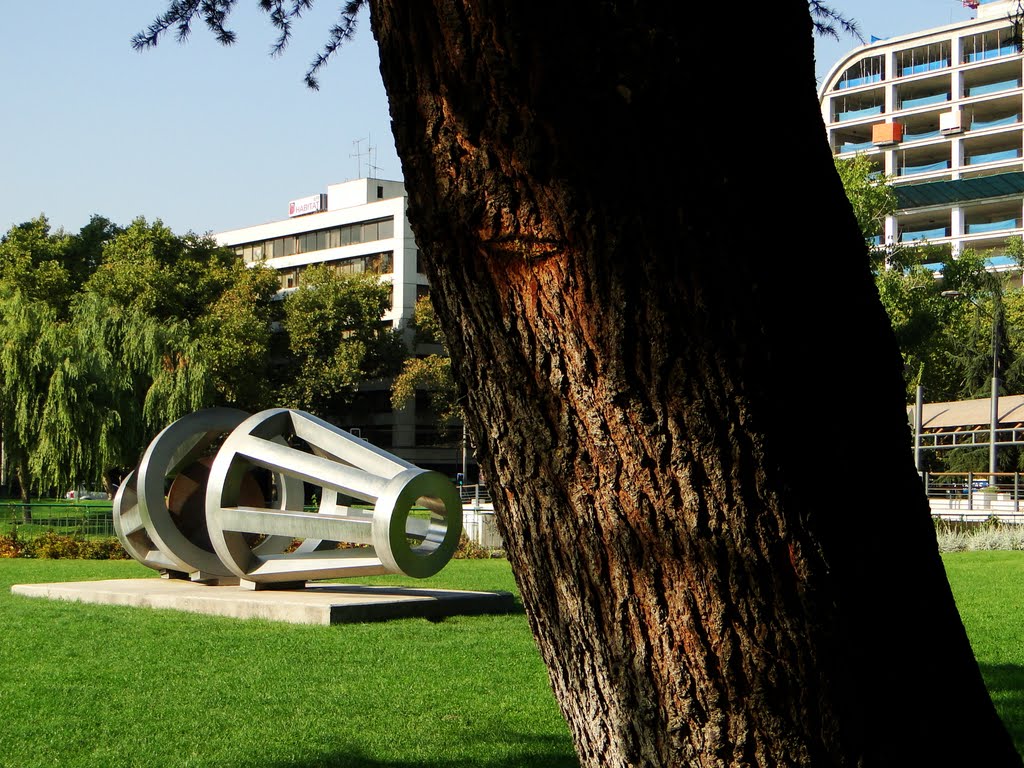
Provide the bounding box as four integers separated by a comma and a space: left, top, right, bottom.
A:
65, 487, 107, 500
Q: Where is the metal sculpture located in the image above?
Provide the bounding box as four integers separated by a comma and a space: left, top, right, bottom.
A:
113, 408, 463, 588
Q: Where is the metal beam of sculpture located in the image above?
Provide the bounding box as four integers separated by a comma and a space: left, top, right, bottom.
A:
113, 408, 463, 589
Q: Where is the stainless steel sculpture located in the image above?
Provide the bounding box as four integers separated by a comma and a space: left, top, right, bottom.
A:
113, 408, 463, 588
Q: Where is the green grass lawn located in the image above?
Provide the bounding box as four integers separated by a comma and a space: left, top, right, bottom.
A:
943, 551, 1024, 753
0, 559, 577, 768
2, 553, 1023, 766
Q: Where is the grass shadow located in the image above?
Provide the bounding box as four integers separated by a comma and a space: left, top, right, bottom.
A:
980, 663, 1024, 754
258, 734, 579, 768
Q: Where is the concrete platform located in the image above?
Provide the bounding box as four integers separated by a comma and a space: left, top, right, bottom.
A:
11, 579, 517, 626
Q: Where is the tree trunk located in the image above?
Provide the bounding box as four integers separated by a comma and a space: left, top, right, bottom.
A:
16, 458, 31, 508
372, 2, 1021, 764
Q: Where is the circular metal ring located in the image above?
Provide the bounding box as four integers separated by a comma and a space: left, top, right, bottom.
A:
132, 407, 297, 577
372, 468, 463, 578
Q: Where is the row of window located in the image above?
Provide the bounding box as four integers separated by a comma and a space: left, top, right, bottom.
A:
832, 27, 1020, 91
886, 215, 1023, 241
278, 251, 395, 289
832, 78, 1022, 123
233, 217, 396, 263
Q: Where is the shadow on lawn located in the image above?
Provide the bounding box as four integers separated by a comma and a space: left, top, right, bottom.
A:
261, 734, 578, 768
980, 663, 1024, 753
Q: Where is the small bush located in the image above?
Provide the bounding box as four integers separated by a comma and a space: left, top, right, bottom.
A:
0, 532, 24, 558
80, 537, 131, 560
453, 532, 503, 559
25, 531, 86, 559
8, 532, 129, 560
934, 518, 1024, 552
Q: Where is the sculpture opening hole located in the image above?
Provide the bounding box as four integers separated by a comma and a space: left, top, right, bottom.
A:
406, 495, 452, 556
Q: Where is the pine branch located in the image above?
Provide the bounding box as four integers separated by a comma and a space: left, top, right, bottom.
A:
808, 1, 862, 43
133, 0, 368, 89
305, 0, 365, 90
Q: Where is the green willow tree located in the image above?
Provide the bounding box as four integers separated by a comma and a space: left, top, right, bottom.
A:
72, 218, 281, 492
0, 212, 407, 497
138, 2, 1022, 765
0, 216, 110, 500
0, 216, 281, 497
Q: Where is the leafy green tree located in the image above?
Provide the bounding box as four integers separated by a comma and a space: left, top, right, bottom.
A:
0, 217, 75, 312
833, 153, 1015, 405
833, 154, 895, 257
278, 264, 405, 415
84, 217, 239, 321
392, 295, 460, 426
194, 262, 281, 412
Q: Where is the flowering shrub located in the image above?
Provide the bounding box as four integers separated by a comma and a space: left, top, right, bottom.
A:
0, 532, 129, 559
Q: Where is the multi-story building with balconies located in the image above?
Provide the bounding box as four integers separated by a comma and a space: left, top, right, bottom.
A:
820, 0, 1024, 272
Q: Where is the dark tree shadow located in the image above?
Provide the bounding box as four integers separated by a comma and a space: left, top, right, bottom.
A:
979, 663, 1024, 755
253, 734, 579, 768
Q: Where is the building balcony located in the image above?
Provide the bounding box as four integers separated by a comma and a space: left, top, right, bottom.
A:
836, 105, 883, 122
838, 139, 875, 153
899, 160, 951, 177
965, 216, 1020, 233
899, 92, 950, 110
900, 59, 950, 77
970, 113, 1020, 130
963, 58, 1021, 97
967, 148, 1022, 165
835, 73, 883, 90
900, 226, 950, 242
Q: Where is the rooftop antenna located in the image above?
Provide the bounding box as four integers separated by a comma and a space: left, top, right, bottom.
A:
350, 137, 368, 178
367, 138, 383, 179
368, 143, 385, 178
351, 135, 384, 179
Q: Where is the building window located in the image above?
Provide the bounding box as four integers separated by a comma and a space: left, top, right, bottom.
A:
231, 217, 397, 262
322, 250, 394, 276
963, 28, 1018, 63
833, 55, 885, 91
832, 90, 885, 122
896, 41, 950, 77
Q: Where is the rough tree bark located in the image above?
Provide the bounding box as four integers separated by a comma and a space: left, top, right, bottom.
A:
371, 2, 1022, 766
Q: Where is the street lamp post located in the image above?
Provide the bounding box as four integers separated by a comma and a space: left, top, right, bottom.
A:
942, 289, 1001, 482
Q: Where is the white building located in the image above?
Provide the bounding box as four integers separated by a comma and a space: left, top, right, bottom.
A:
215, 178, 466, 476
820, 0, 1024, 271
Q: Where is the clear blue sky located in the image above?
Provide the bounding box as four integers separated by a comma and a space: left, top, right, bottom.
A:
0, 2, 981, 239
0, 1, 399, 237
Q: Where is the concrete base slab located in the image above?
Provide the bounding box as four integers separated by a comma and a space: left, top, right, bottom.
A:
11, 579, 517, 626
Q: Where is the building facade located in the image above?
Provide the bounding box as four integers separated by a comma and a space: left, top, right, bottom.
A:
820, 0, 1024, 271
215, 178, 468, 476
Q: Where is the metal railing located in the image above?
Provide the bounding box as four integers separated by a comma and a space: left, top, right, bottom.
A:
0, 502, 115, 537
459, 484, 492, 505
923, 472, 1024, 521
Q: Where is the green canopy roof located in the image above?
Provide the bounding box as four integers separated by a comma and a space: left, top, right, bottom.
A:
895, 171, 1024, 209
